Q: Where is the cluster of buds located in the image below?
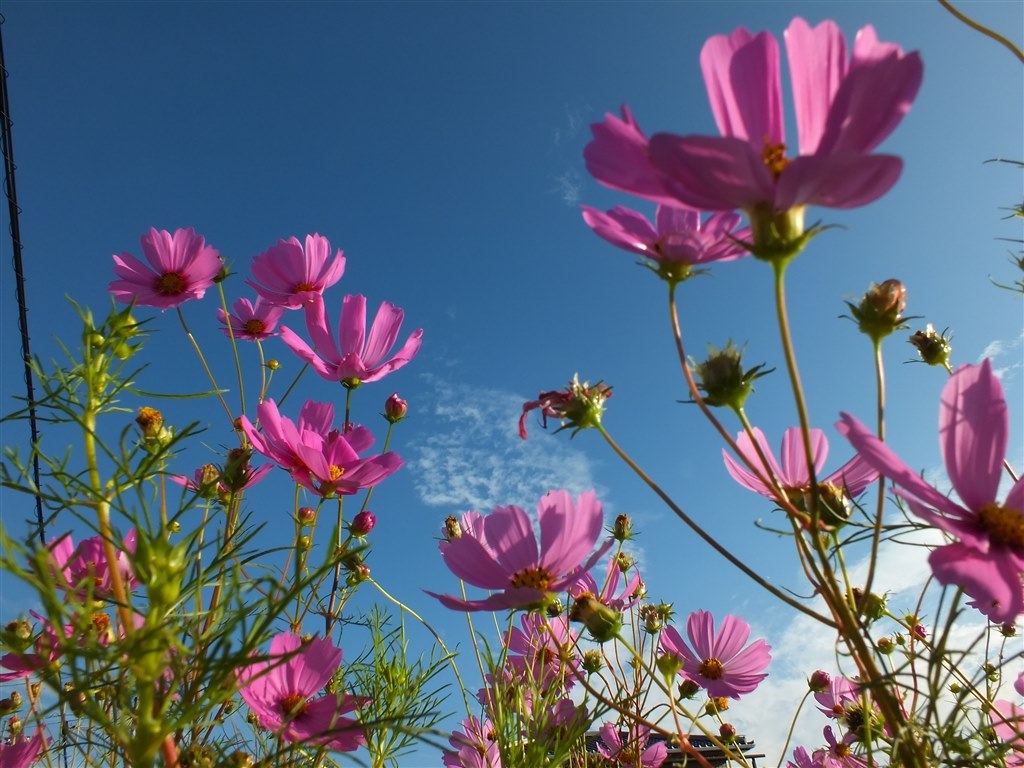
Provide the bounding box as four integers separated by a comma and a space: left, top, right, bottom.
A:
519, 374, 612, 439
845, 278, 910, 343
82, 304, 143, 361
691, 340, 772, 411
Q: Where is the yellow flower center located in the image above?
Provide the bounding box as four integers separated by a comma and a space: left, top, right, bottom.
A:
156, 272, 187, 295
279, 693, 308, 718
293, 281, 316, 292
978, 502, 1024, 548
243, 319, 266, 335
328, 465, 345, 481
700, 657, 725, 679
91, 612, 110, 634
762, 137, 790, 179
509, 566, 553, 590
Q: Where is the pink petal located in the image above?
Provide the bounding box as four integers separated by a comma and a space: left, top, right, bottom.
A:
338, 294, 367, 362
438, 534, 510, 590
581, 205, 658, 256
362, 302, 404, 369
776, 153, 903, 209
484, 505, 539, 575
723, 428, 783, 498
824, 454, 879, 498
929, 542, 1024, 624
784, 18, 847, 155
779, 427, 828, 486
940, 361, 1006, 512
539, 490, 603, 578
279, 325, 336, 381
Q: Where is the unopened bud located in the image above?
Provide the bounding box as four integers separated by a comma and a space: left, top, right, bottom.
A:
638, 605, 663, 634
350, 510, 376, 537
297, 507, 317, 526
266, 359, 280, 371
230, 752, 255, 768
677, 679, 701, 699
443, 515, 462, 541
135, 407, 164, 439
691, 340, 771, 410
719, 723, 737, 742
1000, 623, 1017, 637
908, 324, 952, 368
613, 551, 634, 573
384, 392, 408, 423
846, 279, 908, 342
582, 649, 603, 674
546, 599, 564, 618
568, 594, 621, 643
612, 514, 632, 541
808, 670, 831, 692
656, 652, 683, 680
705, 697, 729, 715
876, 637, 894, 655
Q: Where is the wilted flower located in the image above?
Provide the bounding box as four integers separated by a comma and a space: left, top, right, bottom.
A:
280, 294, 422, 387
838, 360, 1024, 623
247, 233, 346, 309
428, 490, 612, 612
109, 227, 222, 309
236, 632, 365, 751
691, 340, 771, 410
519, 375, 612, 439
660, 610, 771, 699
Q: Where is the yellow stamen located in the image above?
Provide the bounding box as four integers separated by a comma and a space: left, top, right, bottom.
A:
293, 281, 316, 292
279, 693, 308, 717
509, 566, 553, 590
978, 502, 1024, 548
328, 465, 345, 481
243, 319, 266, 335
700, 657, 725, 679
762, 137, 790, 178
156, 272, 187, 295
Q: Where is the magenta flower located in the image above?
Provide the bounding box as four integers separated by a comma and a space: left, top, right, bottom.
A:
217, 296, 285, 342
597, 723, 668, 768
247, 233, 346, 309
837, 360, 1024, 623
991, 699, 1024, 768
0, 611, 70, 683
503, 613, 580, 693
240, 399, 402, 497
581, 204, 749, 270
0, 727, 46, 767
587, 19, 922, 216
48, 530, 140, 600
819, 726, 869, 768
428, 490, 612, 612
660, 610, 771, 699
237, 632, 365, 751
568, 556, 643, 612
1016, 671, 1024, 697
442, 716, 500, 768
723, 427, 878, 520
814, 675, 859, 720
280, 294, 423, 386
109, 227, 222, 309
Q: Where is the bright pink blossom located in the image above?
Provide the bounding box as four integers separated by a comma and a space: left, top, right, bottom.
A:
236, 632, 365, 751
819, 726, 869, 768
280, 294, 422, 386
217, 297, 285, 342
837, 360, 1024, 623
0, 611, 70, 683
428, 490, 612, 612
1015, 671, 1024, 697
247, 233, 346, 309
660, 610, 771, 699
586, 19, 923, 213
442, 716, 500, 768
568, 556, 642, 612
723, 427, 877, 508
597, 723, 668, 768
503, 613, 579, 694
991, 700, 1024, 768
787, 747, 824, 768
109, 227, 222, 309
240, 399, 402, 498
581, 204, 749, 267
48, 530, 140, 600
0, 727, 46, 767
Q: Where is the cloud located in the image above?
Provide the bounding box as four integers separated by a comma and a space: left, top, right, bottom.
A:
551, 169, 583, 207
979, 329, 1023, 379
406, 375, 604, 513
553, 101, 587, 145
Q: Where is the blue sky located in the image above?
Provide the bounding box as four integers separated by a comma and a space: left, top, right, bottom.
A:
1, 2, 1022, 765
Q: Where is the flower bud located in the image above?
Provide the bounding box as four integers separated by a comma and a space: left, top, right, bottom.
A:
612, 514, 633, 541
568, 594, 621, 643
850, 587, 887, 623
442, 515, 462, 541
613, 552, 634, 573
808, 670, 831, 692
846, 279, 909, 342
705, 697, 730, 715
677, 679, 701, 699
876, 637, 894, 655
135, 406, 164, 439
266, 359, 280, 371
519, 374, 612, 439
1000, 623, 1017, 637
384, 392, 408, 423
350, 510, 376, 537
656, 652, 683, 680
297, 506, 316, 526
582, 649, 603, 675
638, 605, 663, 634
719, 723, 737, 742
691, 340, 772, 410
546, 599, 564, 618
908, 324, 952, 368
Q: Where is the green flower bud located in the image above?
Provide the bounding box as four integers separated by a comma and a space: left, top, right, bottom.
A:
908, 324, 952, 368
705, 697, 729, 715
612, 514, 633, 541
656, 652, 683, 681
845, 279, 909, 342
677, 679, 701, 700
691, 340, 772, 410
582, 649, 603, 675
568, 594, 621, 643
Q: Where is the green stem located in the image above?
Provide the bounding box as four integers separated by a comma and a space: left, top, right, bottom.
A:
863, 338, 887, 600
176, 307, 233, 423
217, 282, 247, 419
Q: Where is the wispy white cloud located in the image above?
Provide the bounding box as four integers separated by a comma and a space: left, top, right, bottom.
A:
553, 101, 587, 145
979, 328, 1023, 380
552, 169, 582, 207
406, 375, 604, 513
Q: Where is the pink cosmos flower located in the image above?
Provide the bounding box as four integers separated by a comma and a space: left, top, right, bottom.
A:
503, 613, 580, 694
247, 233, 346, 309
581, 204, 749, 269
0, 611, 70, 683
428, 490, 612, 612
171, 460, 272, 498
442, 716, 501, 768
587, 19, 922, 217
660, 610, 771, 699
837, 360, 1024, 623
787, 747, 823, 768
583, 106, 677, 208
723, 427, 878, 519
240, 399, 402, 498
0, 727, 46, 767
48, 530, 140, 600
819, 726, 869, 768
236, 632, 365, 751
109, 227, 222, 309
597, 723, 668, 768
568, 556, 643, 612
280, 294, 423, 386
1016, 671, 1024, 697
992, 699, 1024, 767
814, 675, 859, 720
217, 297, 285, 342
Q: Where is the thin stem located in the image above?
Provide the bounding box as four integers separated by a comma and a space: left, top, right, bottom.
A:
863, 338, 887, 600
938, 0, 1024, 62
217, 282, 247, 419
175, 308, 233, 423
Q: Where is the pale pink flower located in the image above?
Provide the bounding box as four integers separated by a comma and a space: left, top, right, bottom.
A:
787, 747, 824, 768
236, 632, 365, 751
819, 726, 869, 768
428, 490, 612, 612
837, 360, 1024, 623
48, 530, 140, 600
581, 204, 749, 268
217, 296, 285, 342
280, 294, 422, 386
0, 727, 46, 767
442, 716, 501, 768
660, 610, 771, 699
240, 399, 402, 498
109, 227, 222, 309
597, 723, 668, 768
814, 675, 859, 719
503, 613, 579, 694
1015, 671, 1024, 697
991, 700, 1024, 768
247, 233, 346, 309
